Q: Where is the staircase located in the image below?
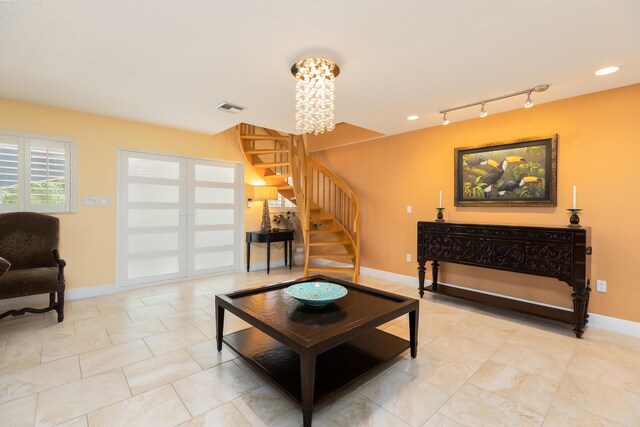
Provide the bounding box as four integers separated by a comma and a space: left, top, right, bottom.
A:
237, 124, 360, 282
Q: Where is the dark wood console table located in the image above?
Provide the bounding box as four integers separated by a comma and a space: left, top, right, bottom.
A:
246, 229, 294, 274
417, 221, 592, 338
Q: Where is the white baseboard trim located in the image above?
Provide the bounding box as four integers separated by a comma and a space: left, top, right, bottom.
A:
587, 313, 640, 338
360, 266, 419, 287
68, 261, 287, 298
359, 265, 640, 338
66, 283, 116, 300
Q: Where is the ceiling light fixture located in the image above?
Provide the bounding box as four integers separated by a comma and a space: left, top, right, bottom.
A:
479, 103, 488, 118
524, 91, 534, 108
439, 84, 549, 125
291, 56, 340, 135
406, 115, 419, 121
594, 66, 620, 76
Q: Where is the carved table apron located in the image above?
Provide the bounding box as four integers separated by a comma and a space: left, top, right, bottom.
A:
417, 221, 592, 338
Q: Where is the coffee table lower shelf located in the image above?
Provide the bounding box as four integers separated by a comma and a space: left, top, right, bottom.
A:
223, 327, 410, 405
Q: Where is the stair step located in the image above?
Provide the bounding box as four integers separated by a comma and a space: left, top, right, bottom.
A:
241, 135, 289, 141
310, 206, 321, 211
308, 240, 352, 247
278, 185, 293, 190
310, 217, 334, 223
264, 173, 291, 178
308, 254, 354, 260
307, 266, 355, 274
254, 162, 289, 169
308, 229, 341, 234
245, 149, 289, 154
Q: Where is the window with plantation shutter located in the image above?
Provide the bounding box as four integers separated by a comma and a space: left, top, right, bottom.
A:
0, 130, 76, 213
0, 135, 20, 209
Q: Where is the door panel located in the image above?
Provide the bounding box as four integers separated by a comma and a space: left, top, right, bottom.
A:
118, 151, 187, 287
187, 159, 241, 276
118, 151, 242, 287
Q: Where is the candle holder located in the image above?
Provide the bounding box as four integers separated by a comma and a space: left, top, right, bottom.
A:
567, 208, 582, 227
436, 207, 445, 222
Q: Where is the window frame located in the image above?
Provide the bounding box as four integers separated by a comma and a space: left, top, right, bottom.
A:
0, 128, 77, 214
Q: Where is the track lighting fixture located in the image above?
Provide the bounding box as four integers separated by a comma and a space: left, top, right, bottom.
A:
524, 91, 533, 108
479, 103, 488, 118
439, 84, 549, 125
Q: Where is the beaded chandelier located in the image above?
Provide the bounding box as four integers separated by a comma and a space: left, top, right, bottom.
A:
291, 57, 340, 135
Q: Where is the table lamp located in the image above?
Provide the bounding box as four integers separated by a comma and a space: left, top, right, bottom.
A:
254, 185, 278, 232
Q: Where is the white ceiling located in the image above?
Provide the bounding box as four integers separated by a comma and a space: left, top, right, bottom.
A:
1, 1, 639, 136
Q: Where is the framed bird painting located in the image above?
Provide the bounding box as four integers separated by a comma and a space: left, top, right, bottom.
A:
454, 135, 557, 207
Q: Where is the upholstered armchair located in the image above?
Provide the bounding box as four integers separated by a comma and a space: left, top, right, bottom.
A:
0, 212, 66, 322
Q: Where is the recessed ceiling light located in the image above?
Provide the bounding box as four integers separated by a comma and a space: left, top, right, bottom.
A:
406, 115, 419, 121
594, 66, 620, 76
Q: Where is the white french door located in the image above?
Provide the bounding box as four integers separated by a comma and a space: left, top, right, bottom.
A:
117, 150, 242, 287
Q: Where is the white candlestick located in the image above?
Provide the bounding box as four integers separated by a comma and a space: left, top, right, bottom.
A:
439, 191, 442, 208
572, 186, 576, 209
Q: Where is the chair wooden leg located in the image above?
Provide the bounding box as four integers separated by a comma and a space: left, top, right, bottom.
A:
49, 292, 55, 308
57, 290, 64, 322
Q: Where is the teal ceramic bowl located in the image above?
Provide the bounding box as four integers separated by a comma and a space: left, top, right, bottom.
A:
285, 282, 348, 307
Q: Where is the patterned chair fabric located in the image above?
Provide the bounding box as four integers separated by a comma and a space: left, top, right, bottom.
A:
0, 212, 66, 321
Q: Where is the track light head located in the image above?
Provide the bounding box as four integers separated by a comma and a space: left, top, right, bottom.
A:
479, 103, 488, 118
442, 112, 449, 125
524, 91, 533, 108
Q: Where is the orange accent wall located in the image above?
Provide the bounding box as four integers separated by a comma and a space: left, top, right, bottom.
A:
312, 83, 640, 322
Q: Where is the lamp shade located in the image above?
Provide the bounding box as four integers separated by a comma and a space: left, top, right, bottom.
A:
253, 185, 278, 201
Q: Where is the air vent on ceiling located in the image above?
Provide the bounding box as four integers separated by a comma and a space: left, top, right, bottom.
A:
215, 102, 246, 114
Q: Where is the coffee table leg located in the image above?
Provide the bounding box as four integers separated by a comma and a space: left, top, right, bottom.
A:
409, 307, 419, 358
216, 304, 225, 351
300, 349, 316, 427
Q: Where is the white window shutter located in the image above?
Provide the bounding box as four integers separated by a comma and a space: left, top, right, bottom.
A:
26, 138, 70, 212
0, 134, 20, 211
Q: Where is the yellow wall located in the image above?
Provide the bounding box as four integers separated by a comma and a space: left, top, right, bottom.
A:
313, 83, 640, 322
0, 98, 278, 290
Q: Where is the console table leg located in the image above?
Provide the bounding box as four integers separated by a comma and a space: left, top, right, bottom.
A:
266, 242, 271, 274
572, 285, 588, 338
409, 308, 419, 358
417, 259, 426, 298
246, 242, 251, 272
431, 260, 440, 291
584, 279, 592, 325
289, 240, 293, 270
216, 304, 225, 351
300, 349, 316, 427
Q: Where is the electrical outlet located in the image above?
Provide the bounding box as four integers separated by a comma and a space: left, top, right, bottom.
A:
406, 253, 411, 262
596, 280, 607, 293
406, 205, 412, 214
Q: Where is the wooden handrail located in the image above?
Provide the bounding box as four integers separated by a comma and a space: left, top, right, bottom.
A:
307, 158, 360, 234
238, 123, 360, 281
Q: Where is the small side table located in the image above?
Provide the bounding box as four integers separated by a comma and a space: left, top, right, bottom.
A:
246, 230, 294, 274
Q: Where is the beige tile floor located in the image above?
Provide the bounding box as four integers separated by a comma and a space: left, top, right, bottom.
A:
1, 267, 639, 426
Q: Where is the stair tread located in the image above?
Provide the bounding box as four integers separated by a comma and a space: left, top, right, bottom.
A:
308, 240, 352, 246
245, 149, 289, 154
308, 229, 341, 234
254, 162, 289, 168
241, 135, 289, 141
308, 254, 355, 259
307, 266, 355, 273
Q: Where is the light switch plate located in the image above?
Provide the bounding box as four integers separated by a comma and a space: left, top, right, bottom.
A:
596, 280, 607, 293
83, 197, 111, 206
406, 205, 412, 214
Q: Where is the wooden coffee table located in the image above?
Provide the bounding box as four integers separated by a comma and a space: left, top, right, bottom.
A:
215, 275, 419, 427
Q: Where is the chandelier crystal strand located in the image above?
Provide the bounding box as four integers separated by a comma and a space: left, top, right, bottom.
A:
294, 58, 338, 135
